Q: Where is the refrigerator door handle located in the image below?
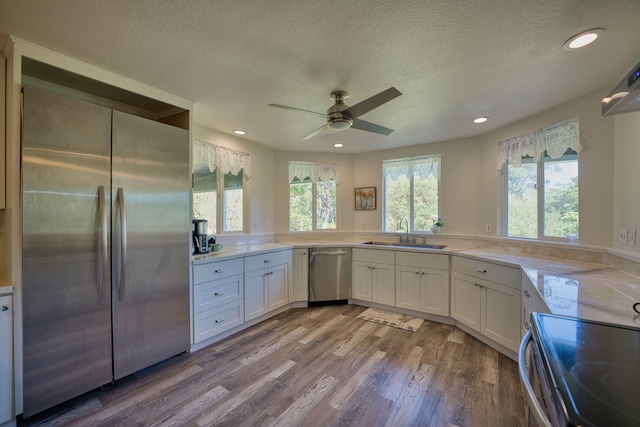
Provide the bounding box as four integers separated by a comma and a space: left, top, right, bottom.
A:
97, 186, 108, 304
117, 187, 128, 301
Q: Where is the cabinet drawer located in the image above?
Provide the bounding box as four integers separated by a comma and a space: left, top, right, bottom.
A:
194, 274, 243, 314
352, 248, 394, 264
452, 256, 520, 289
244, 250, 290, 271
194, 300, 244, 343
396, 251, 449, 269
193, 258, 244, 284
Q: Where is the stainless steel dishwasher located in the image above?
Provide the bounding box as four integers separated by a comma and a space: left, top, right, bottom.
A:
308, 247, 351, 305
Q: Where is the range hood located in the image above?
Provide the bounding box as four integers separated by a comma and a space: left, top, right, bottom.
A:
602, 60, 640, 116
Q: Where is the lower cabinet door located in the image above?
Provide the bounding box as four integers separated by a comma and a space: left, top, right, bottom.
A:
245, 269, 267, 321
421, 268, 449, 316
267, 263, 288, 311
451, 272, 482, 332
372, 263, 395, 306
352, 261, 372, 301
396, 265, 421, 311
0, 295, 13, 423
482, 280, 521, 352
194, 300, 244, 343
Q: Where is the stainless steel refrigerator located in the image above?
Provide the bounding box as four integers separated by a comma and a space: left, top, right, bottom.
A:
21, 86, 191, 416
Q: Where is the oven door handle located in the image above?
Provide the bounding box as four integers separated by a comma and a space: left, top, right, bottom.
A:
518, 330, 553, 427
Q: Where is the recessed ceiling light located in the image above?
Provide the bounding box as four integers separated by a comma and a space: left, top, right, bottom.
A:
563, 28, 604, 51
233, 129, 247, 135
333, 143, 344, 148
473, 116, 489, 124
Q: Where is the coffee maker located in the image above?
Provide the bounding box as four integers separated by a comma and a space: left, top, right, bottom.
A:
192, 219, 209, 254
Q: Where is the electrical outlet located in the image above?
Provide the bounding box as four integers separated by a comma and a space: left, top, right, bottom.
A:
619, 228, 628, 244
264, 220, 270, 230
361, 222, 367, 230
485, 223, 492, 233
629, 229, 637, 246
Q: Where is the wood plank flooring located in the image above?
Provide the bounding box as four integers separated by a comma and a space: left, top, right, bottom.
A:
19, 305, 526, 427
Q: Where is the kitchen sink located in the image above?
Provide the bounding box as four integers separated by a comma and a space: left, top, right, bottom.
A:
361, 241, 447, 250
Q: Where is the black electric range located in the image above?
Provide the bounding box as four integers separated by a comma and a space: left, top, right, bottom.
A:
530, 313, 640, 427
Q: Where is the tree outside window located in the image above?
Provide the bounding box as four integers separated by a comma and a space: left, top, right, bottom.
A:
505, 150, 578, 240
383, 155, 440, 232
289, 162, 338, 231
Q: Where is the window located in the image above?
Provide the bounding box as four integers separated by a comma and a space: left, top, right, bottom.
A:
499, 119, 580, 241
289, 162, 339, 231
382, 155, 440, 232
192, 141, 251, 234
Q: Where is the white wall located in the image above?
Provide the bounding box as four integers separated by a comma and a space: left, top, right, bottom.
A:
273, 151, 355, 233
613, 110, 640, 252
193, 124, 275, 235
265, 89, 618, 247
476, 88, 615, 247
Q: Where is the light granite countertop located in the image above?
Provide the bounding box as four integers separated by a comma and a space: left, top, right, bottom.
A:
192, 241, 640, 327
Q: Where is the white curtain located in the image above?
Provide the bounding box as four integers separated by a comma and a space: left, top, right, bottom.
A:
383, 154, 440, 180
289, 161, 340, 184
496, 118, 580, 169
193, 140, 252, 179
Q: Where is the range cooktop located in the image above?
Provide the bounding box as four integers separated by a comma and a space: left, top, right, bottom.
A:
531, 313, 640, 427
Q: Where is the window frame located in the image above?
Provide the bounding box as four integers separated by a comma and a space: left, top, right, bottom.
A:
382, 154, 441, 233
502, 149, 578, 242
288, 162, 339, 232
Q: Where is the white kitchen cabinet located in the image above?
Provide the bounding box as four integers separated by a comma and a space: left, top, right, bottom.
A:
451, 256, 521, 352
396, 252, 449, 316
244, 250, 290, 321
352, 249, 395, 305
291, 248, 309, 302
192, 258, 244, 343
521, 275, 549, 336
0, 294, 13, 424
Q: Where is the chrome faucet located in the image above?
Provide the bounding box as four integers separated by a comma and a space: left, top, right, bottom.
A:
399, 217, 409, 243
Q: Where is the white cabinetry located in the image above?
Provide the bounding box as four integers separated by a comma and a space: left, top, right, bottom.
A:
352, 249, 395, 305
244, 250, 290, 321
395, 252, 450, 316
192, 258, 244, 343
521, 275, 549, 336
291, 248, 309, 303
451, 256, 521, 352
0, 55, 5, 209
0, 295, 13, 424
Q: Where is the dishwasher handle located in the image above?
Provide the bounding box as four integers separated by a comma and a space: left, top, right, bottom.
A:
309, 249, 349, 263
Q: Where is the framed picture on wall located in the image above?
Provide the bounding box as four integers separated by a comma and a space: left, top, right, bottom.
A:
355, 187, 376, 210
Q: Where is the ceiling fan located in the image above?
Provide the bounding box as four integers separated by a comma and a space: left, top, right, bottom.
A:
268, 87, 402, 140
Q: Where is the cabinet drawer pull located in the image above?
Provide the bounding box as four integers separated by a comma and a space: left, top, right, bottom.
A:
214, 268, 227, 273
474, 268, 487, 273
523, 290, 530, 297
474, 283, 484, 288
415, 271, 420, 275
214, 290, 228, 296
1, 305, 8, 312
215, 317, 227, 323
524, 321, 532, 330
263, 259, 272, 263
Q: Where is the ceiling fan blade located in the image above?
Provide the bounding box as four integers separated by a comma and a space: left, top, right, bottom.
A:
268, 103, 327, 118
351, 118, 394, 136
341, 87, 402, 119
302, 123, 330, 140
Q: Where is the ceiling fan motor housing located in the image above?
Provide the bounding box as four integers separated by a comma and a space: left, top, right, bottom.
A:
327, 91, 352, 130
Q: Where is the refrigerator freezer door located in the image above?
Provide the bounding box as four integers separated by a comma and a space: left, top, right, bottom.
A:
22, 86, 113, 416
111, 111, 190, 380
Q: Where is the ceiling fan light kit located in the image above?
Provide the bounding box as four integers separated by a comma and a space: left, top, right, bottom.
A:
269, 87, 402, 140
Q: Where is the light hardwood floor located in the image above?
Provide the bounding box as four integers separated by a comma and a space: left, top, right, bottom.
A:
19, 304, 526, 426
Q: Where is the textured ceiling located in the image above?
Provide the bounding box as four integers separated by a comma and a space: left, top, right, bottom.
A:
2, 0, 640, 153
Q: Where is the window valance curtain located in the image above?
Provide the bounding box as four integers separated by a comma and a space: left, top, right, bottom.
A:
193, 140, 252, 179
496, 118, 580, 169
289, 161, 340, 184
382, 154, 440, 180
